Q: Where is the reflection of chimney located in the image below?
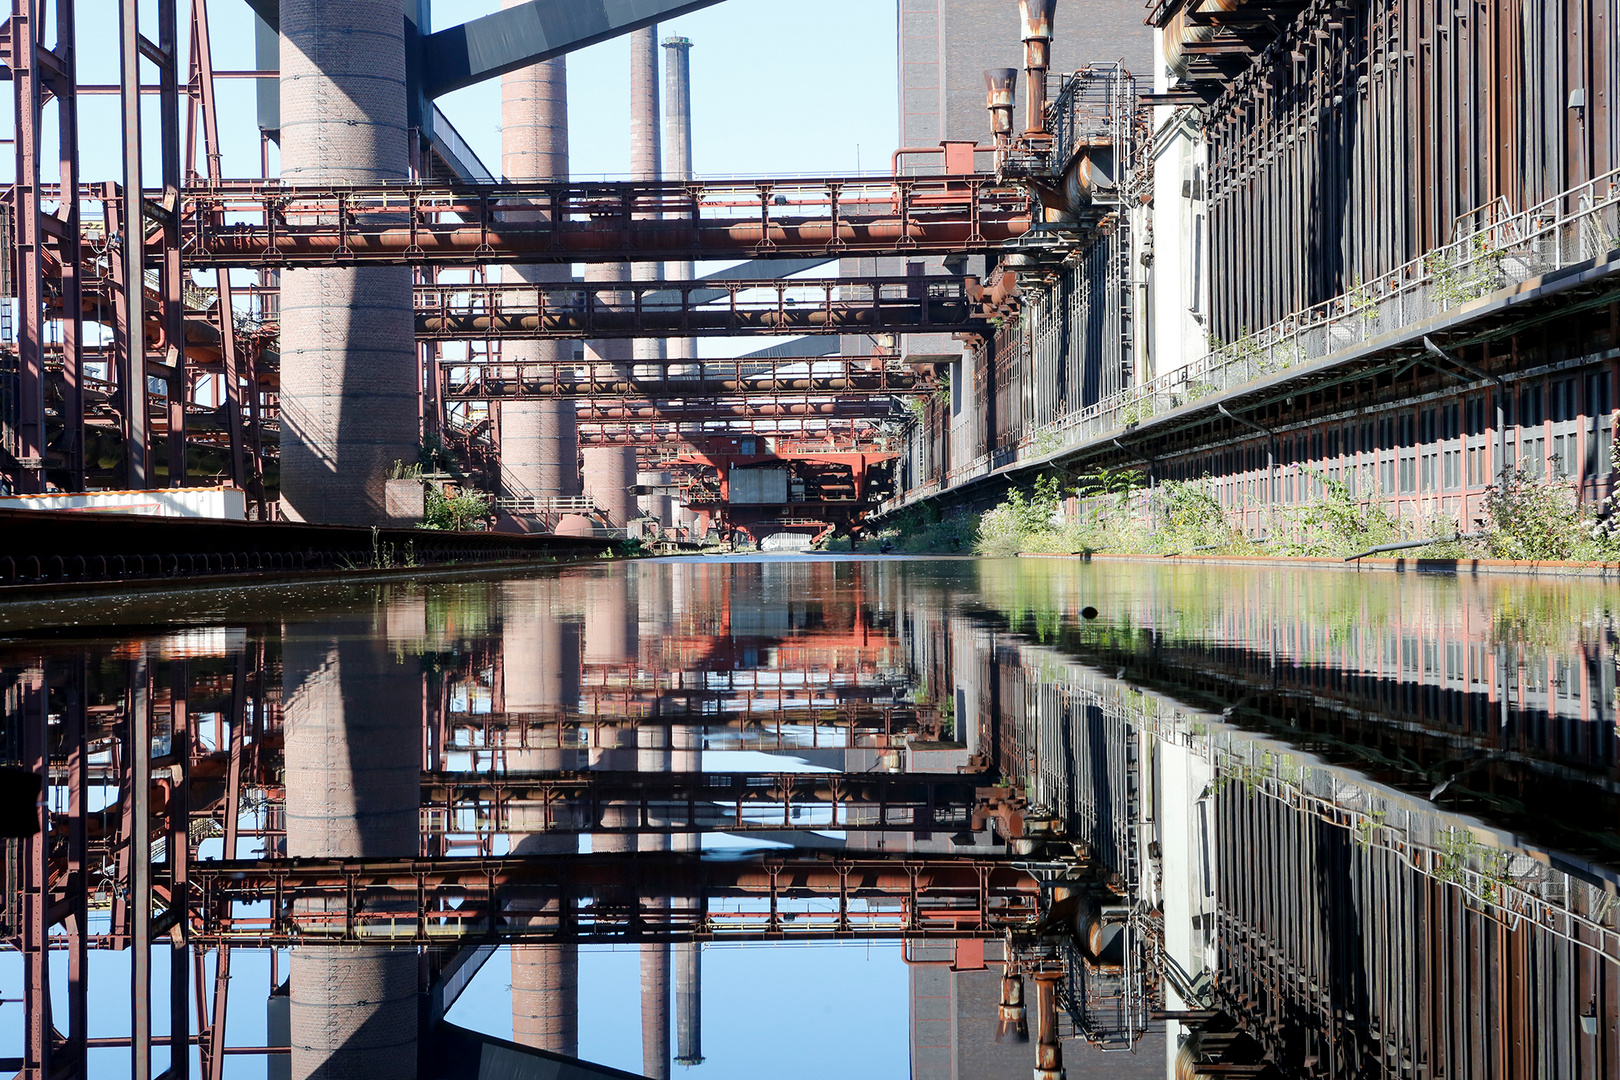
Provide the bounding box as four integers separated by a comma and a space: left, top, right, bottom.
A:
674, 942, 704, 1066
1018, 0, 1057, 135
282, 616, 420, 1080
500, 583, 584, 1057
984, 68, 1018, 146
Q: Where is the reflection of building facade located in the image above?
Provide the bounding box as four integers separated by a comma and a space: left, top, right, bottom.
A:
959, 560, 1620, 1078
10, 559, 1620, 1079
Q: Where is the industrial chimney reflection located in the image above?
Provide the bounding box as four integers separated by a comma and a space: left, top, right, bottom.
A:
282, 608, 421, 1080
499, 581, 585, 1056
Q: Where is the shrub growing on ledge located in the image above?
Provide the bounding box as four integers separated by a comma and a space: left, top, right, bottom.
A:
977, 475, 1065, 556
1483, 469, 1600, 561
1277, 473, 1403, 558
421, 485, 491, 532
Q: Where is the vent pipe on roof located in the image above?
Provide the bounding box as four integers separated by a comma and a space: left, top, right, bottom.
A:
1018, 0, 1058, 135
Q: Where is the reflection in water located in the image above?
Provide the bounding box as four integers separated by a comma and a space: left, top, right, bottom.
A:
283, 611, 422, 1078
4, 558, 1620, 1078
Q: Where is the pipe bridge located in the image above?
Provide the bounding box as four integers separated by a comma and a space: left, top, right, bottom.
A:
441, 359, 931, 400
188, 853, 1047, 946
419, 770, 987, 836
178, 175, 1034, 267
413, 275, 996, 341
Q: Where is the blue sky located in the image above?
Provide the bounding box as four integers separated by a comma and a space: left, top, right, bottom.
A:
19, 0, 900, 186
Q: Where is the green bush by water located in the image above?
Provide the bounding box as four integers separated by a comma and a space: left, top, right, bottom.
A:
879, 461, 1620, 563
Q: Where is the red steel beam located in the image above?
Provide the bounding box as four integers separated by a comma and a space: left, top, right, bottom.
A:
188, 853, 1044, 946
569, 399, 903, 420
178, 175, 1033, 267
441, 367, 930, 400
411, 275, 996, 340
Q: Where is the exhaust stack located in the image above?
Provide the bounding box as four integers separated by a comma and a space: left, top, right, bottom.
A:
1018, 0, 1057, 135
1033, 970, 1067, 1080
995, 973, 1030, 1042
984, 68, 1019, 145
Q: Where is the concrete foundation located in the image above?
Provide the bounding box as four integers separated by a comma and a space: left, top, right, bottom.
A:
278, 0, 417, 525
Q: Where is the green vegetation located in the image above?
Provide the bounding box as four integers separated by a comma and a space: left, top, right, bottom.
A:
1271, 473, 1402, 557
1425, 235, 1508, 306
421, 485, 492, 532
1482, 467, 1598, 561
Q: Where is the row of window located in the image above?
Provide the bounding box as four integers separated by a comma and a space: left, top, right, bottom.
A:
1174, 369, 1617, 498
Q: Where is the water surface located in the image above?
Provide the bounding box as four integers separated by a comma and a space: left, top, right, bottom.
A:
4, 556, 1617, 1078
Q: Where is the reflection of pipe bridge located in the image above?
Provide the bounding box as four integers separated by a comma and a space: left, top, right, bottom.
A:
420, 770, 986, 835
441, 361, 932, 400
181, 175, 1034, 267
440, 706, 938, 750
415, 277, 995, 341
189, 853, 1046, 946
562, 398, 906, 421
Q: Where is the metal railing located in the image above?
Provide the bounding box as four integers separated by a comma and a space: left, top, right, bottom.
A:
492, 495, 597, 516
1025, 167, 1620, 461
896, 167, 1620, 508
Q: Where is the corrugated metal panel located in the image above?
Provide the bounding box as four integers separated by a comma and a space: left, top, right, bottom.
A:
728, 467, 788, 504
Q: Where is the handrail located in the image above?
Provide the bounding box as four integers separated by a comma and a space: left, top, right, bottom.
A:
893, 166, 1620, 510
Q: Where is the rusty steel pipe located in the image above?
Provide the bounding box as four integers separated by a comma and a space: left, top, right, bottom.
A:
187, 215, 1034, 266
1018, 0, 1057, 134
985, 68, 1019, 143
1032, 971, 1065, 1079
1162, 0, 1240, 80
996, 974, 1030, 1043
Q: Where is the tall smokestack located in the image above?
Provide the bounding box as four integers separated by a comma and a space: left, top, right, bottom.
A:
1018, 0, 1057, 135
630, 28, 665, 369
498, 24, 582, 532
662, 37, 697, 375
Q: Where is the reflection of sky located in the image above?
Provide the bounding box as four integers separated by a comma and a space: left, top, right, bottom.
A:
446, 943, 907, 1080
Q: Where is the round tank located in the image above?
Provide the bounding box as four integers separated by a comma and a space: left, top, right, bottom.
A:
582, 446, 638, 528
554, 514, 596, 537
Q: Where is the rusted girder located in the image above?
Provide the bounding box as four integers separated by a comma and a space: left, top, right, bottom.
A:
420, 770, 985, 835
413, 275, 995, 340
178, 175, 1033, 267
574, 420, 887, 443
189, 852, 1045, 945
442, 364, 929, 400
568, 399, 903, 421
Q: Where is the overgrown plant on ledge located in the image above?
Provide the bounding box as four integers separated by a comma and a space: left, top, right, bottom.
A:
1482, 467, 1617, 562
1275, 472, 1403, 558
421, 485, 491, 532
977, 474, 1065, 556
